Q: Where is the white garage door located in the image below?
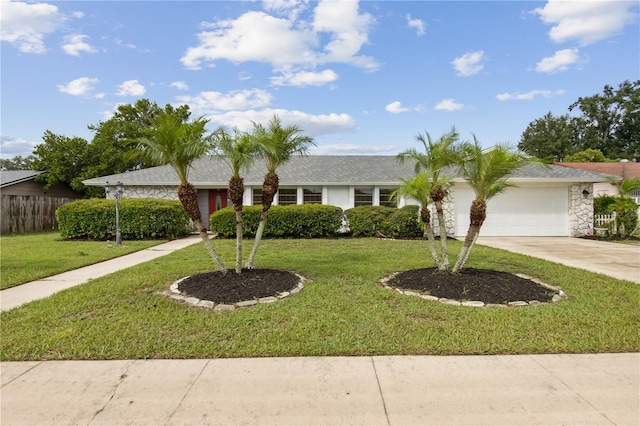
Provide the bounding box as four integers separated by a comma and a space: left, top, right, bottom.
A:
454, 185, 569, 237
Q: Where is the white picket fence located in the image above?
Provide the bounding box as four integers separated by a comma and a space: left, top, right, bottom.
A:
594, 212, 617, 234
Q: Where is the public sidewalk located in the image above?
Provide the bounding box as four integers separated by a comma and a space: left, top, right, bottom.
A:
0, 235, 202, 312
2, 353, 638, 425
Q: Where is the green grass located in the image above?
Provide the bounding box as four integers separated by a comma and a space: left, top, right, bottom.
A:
0, 233, 167, 290
1, 238, 638, 360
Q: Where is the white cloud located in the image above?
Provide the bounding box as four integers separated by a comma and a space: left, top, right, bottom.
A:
177, 89, 273, 114
0, 135, 38, 157
385, 101, 423, 114
536, 48, 583, 73
451, 50, 485, 77
496, 89, 566, 101
57, 77, 99, 96
406, 14, 425, 36
310, 143, 398, 155
0, 1, 66, 53
62, 34, 96, 56
181, 0, 378, 72
116, 80, 146, 96
170, 81, 189, 91
271, 69, 338, 87
533, 0, 638, 45
435, 99, 464, 111
208, 109, 356, 138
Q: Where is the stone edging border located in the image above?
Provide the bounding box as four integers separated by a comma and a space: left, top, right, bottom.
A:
379, 272, 567, 308
159, 272, 306, 312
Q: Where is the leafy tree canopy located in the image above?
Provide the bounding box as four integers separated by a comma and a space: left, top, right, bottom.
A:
563, 148, 611, 162
30, 99, 192, 198
519, 80, 640, 161
0, 155, 35, 170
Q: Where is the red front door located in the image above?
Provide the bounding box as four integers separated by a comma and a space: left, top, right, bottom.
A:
209, 189, 229, 213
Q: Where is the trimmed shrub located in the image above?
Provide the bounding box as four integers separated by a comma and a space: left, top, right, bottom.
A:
210, 204, 344, 238
344, 206, 396, 237
57, 198, 189, 240
594, 195, 617, 216
379, 205, 422, 238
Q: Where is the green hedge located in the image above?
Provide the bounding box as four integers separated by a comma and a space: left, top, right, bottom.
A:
210, 204, 344, 238
57, 198, 190, 240
380, 205, 423, 238
344, 206, 396, 237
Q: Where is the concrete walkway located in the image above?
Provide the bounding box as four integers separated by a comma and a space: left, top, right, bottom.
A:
0, 235, 202, 312
477, 237, 640, 284
2, 354, 638, 425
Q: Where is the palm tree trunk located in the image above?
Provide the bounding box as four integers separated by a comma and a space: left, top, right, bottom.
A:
246, 172, 278, 269
234, 209, 243, 274
434, 200, 450, 271
178, 183, 226, 272
452, 198, 486, 273
420, 206, 442, 269
229, 176, 244, 274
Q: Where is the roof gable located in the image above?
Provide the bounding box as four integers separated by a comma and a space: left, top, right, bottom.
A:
0, 170, 45, 188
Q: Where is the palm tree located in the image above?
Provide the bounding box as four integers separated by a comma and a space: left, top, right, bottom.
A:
245, 114, 315, 269
212, 127, 258, 273
390, 172, 441, 266
606, 176, 640, 237
396, 127, 460, 271
452, 138, 529, 273
138, 111, 226, 272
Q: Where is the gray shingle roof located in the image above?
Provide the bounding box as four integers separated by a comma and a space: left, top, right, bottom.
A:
82, 156, 611, 188
0, 170, 45, 187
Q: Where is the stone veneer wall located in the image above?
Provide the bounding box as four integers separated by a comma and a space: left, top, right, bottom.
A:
106, 185, 179, 200
569, 183, 594, 237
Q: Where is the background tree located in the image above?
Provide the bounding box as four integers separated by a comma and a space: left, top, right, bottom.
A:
213, 127, 258, 274
569, 80, 640, 160
518, 112, 575, 161
138, 111, 226, 272
397, 128, 460, 271
245, 115, 315, 269
31, 132, 95, 196
563, 148, 610, 162
452, 140, 530, 273
0, 155, 36, 170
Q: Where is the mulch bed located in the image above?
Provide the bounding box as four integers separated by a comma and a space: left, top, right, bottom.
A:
388, 268, 556, 304
178, 267, 557, 306
178, 269, 300, 304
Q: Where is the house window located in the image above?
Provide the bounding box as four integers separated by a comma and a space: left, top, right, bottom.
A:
631, 188, 640, 205
379, 188, 396, 207
252, 188, 262, 206
278, 188, 297, 205
354, 187, 373, 206
303, 187, 322, 204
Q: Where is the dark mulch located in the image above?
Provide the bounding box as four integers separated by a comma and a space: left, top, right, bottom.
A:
389, 268, 557, 304
178, 269, 300, 304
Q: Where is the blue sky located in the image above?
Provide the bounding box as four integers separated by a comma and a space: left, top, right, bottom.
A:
1, 0, 639, 159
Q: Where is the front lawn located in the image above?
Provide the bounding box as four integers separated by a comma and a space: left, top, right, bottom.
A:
1, 238, 638, 360
0, 233, 166, 290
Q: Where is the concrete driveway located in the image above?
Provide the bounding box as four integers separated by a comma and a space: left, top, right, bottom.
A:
476, 237, 640, 284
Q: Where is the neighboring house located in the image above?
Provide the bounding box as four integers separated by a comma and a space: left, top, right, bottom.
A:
1, 170, 80, 233
83, 156, 610, 237
554, 161, 640, 203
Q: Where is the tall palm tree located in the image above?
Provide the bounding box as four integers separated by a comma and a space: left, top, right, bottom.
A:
396, 127, 460, 271
390, 172, 441, 266
212, 127, 258, 274
452, 138, 529, 273
138, 111, 226, 272
245, 114, 315, 269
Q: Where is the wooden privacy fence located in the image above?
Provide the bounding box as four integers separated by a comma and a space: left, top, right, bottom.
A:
0, 195, 77, 234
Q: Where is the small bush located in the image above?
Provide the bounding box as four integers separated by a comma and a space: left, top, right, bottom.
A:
57, 198, 189, 240
379, 205, 422, 238
210, 204, 344, 238
594, 195, 617, 216
344, 206, 396, 237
